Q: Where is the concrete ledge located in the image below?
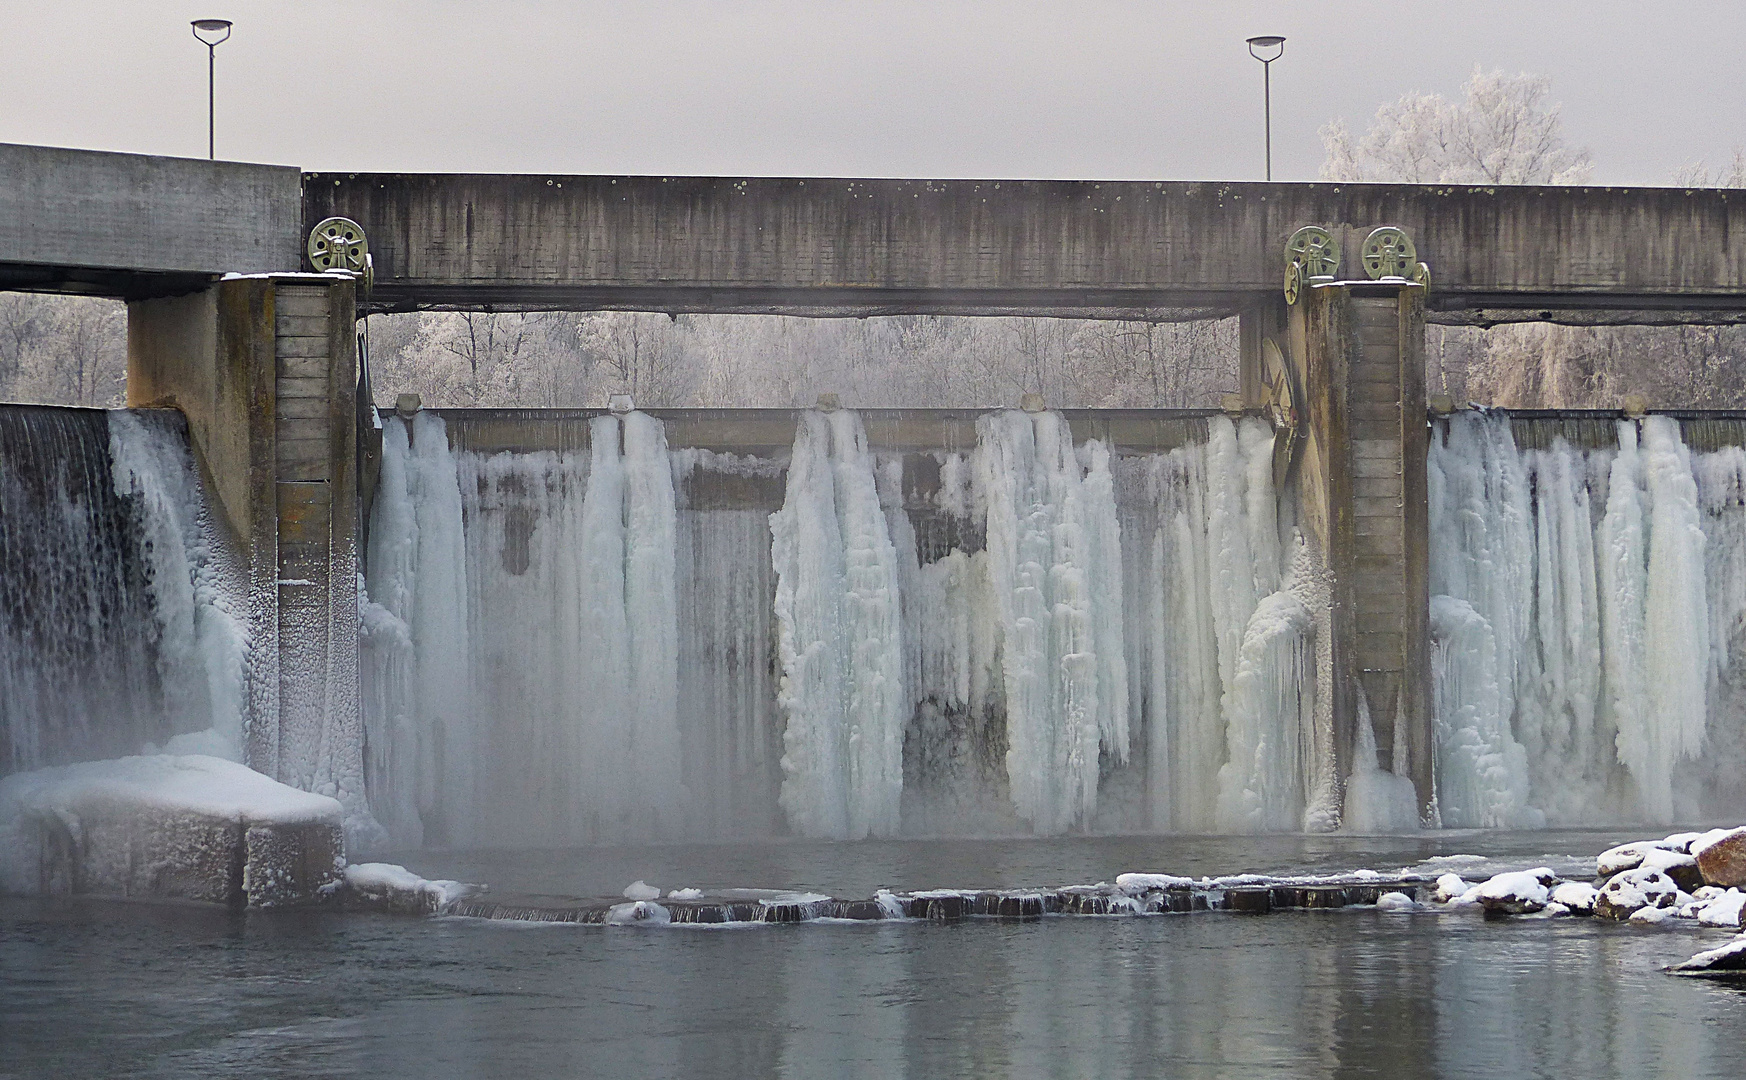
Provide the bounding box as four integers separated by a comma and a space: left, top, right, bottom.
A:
0, 755, 343, 907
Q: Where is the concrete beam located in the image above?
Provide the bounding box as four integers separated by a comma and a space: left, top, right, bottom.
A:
302, 173, 1746, 320
0, 143, 302, 298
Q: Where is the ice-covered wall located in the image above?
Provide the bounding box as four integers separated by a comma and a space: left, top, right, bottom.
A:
0, 407, 249, 777
1429, 410, 1746, 826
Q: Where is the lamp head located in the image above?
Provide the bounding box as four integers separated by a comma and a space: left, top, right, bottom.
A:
191, 19, 233, 46
1246, 34, 1285, 61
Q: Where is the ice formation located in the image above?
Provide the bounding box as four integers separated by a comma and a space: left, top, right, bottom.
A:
107, 411, 251, 762
1429, 410, 1742, 825
0, 408, 250, 780
770, 409, 907, 839
362, 410, 684, 848
973, 408, 1129, 833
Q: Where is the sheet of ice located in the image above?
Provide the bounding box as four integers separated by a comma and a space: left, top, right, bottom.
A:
1428, 411, 1744, 825
622, 880, 662, 901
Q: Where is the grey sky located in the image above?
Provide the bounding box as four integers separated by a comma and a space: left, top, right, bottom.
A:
1, 1, 1741, 185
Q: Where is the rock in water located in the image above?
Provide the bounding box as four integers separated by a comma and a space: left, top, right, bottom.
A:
1550, 881, 1598, 915
1669, 934, 1746, 976
1595, 867, 1678, 920
1697, 889, 1746, 928
1476, 868, 1556, 915
1694, 827, 1746, 888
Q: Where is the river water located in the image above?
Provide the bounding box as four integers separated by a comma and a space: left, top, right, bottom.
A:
5, 832, 1745, 1078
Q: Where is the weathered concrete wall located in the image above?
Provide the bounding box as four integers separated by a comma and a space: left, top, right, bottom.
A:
304, 173, 1746, 320
1, 143, 301, 297
1294, 281, 1433, 819
127, 275, 363, 807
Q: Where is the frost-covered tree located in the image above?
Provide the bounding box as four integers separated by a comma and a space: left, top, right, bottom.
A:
1321, 67, 1593, 185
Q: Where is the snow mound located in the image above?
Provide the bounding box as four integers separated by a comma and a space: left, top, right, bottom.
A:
1375, 891, 1416, 911
606, 900, 671, 925
0, 754, 341, 827
1697, 889, 1746, 928
1595, 867, 1678, 920
1433, 874, 1474, 903
622, 880, 661, 901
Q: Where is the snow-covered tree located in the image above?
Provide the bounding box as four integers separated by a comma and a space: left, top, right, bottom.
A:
1321, 67, 1593, 185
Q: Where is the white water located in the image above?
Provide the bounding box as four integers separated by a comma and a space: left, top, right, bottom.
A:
1429, 411, 1744, 825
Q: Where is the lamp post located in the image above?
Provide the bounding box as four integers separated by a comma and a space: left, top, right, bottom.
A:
1245, 35, 1286, 181
191, 19, 233, 160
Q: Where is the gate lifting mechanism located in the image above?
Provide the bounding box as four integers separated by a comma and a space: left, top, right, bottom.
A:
307, 216, 373, 291
1283, 224, 1430, 302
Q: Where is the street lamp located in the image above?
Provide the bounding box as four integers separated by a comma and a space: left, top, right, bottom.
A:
1245, 35, 1286, 181
191, 19, 233, 160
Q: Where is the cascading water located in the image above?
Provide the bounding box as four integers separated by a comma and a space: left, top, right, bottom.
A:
0, 406, 248, 776
1429, 410, 1746, 825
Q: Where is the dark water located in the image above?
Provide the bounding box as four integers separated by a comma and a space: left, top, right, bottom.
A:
5, 834, 1746, 1079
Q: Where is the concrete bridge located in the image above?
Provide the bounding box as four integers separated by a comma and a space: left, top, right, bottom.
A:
5, 140, 1746, 825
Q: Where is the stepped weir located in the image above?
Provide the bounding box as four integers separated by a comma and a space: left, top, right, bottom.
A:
5, 142, 1746, 875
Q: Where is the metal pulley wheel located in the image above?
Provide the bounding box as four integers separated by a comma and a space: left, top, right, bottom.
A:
308, 216, 369, 274
1284, 225, 1341, 278
1361, 226, 1417, 279
1284, 259, 1303, 305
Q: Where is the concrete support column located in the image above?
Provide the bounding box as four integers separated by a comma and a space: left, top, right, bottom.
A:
1291, 279, 1433, 821
127, 275, 362, 814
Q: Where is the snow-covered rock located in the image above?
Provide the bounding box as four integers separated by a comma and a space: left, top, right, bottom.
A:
1433, 874, 1474, 903
1697, 888, 1746, 929
0, 754, 343, 907
1669, 933, 1746, 975
1549, 881, 1598, 915
1693, 827, 1746, 889
341, 863, 475, 915
1376, 891, 1416, 911
1629, 904, 1673, 925
1596, 839, 1691, 877
1476, 868, 1556, 915
1595, 867, 1679, 920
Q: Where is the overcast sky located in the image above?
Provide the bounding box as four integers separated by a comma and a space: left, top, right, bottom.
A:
1, 1, 1741, 185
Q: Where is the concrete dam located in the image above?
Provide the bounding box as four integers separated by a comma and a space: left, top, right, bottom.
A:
5, 142, 1746, 896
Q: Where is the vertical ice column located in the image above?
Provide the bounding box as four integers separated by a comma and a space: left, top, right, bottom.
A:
361, 411, 473, 847
770, 409, 906, 840
107, 411, 250, 762
974, 409, 1127, 833
621, 411, 684, 830
1605, 416, 1709, 821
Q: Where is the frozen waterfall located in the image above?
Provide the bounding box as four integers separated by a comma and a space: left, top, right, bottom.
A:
1428, 410, 1744, 825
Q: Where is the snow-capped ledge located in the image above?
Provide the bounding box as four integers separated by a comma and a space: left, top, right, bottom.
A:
0, 754, 344, 908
